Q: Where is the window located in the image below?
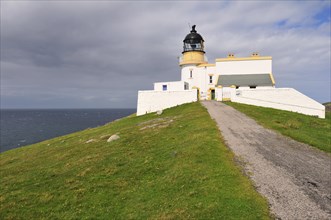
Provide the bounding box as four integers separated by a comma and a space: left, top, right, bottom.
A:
249, 86, 256, 89
190, 70, 193, 78
162, 85, 167, 91
209, 75, 213, 84
236, 86, 240, 89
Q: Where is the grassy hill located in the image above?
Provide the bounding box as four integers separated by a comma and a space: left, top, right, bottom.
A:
323, 102, 331, 112
226, 102, 331, 153
0, 102, 270, 219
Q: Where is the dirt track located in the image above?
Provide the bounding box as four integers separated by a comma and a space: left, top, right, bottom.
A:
202, 101, 331, 220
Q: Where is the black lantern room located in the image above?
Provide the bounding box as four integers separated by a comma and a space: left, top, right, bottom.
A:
183, 25, 205, 53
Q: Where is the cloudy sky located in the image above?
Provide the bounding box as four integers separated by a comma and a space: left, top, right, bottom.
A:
1, 1, 330, 109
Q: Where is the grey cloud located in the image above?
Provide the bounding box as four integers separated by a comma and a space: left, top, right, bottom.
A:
1, 1, 330, 108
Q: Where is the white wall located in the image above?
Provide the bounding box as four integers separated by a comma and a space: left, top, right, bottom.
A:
216, 60, 272, 75
232, 88, 325, 118
180, 60, 272, 100
222, 87, 236, 101
181, 65, 206, 91
154, 81, 188, 91
215, 88, 223, 101
180, 65, 217, 100
137, 89, 198, 116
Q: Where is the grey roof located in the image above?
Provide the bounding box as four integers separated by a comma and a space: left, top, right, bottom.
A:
216, 74, 273, 87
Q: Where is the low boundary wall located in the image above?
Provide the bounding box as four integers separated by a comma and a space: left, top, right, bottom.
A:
232, 88, 325, 118
137, 89, 198, 116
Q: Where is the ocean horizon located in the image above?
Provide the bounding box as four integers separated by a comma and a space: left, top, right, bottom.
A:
0, 108, 136, 153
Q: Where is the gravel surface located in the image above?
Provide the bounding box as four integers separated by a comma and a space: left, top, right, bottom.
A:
202, 101, 331, 220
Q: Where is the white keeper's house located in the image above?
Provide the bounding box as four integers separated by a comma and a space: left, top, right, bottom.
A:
137, 25, 325, 118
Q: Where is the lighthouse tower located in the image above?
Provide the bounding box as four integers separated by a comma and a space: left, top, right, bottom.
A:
179, 25, 212, 100
179, 25, 207, 66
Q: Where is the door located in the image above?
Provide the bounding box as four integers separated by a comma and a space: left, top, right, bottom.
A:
211, 89, 215, 100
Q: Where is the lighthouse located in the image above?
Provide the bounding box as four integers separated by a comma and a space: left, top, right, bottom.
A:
137, 25, 325, 118
179, 25, 218, 100
179, 25, 207, 66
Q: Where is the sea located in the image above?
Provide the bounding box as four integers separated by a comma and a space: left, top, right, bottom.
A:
0, 109, 136, 153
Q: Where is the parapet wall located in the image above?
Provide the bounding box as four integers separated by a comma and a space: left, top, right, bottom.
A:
232, 88, 325, 118
137, 89, 198, 116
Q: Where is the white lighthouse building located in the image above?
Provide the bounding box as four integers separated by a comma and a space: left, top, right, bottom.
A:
137, 25, 325, 118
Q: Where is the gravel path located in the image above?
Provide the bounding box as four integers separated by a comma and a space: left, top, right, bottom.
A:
202, 101, 331, 220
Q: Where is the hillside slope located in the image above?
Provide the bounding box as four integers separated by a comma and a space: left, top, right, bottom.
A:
0, 102, 270, 219
226, 102, 331, 153
324, 102, 331, 112
204, 101, 331, 219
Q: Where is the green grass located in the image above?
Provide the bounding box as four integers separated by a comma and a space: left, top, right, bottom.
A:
0, 102, 270, 219
323, 102, 331, 112
226, 102, 331, 153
